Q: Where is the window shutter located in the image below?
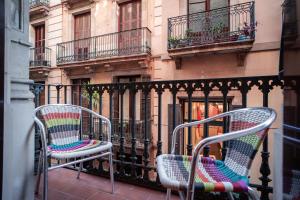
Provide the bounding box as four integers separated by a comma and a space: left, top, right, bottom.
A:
74, 12, 91, 60
35, 24, 45, 48
74, 12, 91, 40
119, 0, 141, 31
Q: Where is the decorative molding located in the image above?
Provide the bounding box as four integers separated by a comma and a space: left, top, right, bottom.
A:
104, 64, 114, 72
236, 53, 247, 67
175, 58, 182, 69
138, 61, 149, 69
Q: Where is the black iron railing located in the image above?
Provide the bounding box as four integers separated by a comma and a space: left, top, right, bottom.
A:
29, 47, 51, 68
56, 27, 151, 64
30, 75, 300, 199
168, 2, 255, 49
92, 118, 149, 147
29, 0, 50, 8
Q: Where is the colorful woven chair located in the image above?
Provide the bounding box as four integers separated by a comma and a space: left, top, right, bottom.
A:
34, 104, 114, 200
157, 107, 276, 200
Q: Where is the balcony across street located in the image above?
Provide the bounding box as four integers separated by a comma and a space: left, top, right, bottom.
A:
30, 0, 50, 8
56, 27, 151, 66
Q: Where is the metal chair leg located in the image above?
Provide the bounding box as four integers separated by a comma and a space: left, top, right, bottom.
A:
35, 151, 43, 195
166, 188, 171, 200
109, 151, 115, 194
77, 160, 83, 179
179, 191, 185, 200
248, 187, 259, 200
227, 192, 234, 200
42, 155, 48, 200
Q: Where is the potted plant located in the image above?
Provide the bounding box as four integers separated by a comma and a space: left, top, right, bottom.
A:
168, 36, 180, 48
185, 28, 194, 45
238, 22, 256, 41
230, 33, 239, 41
212, 22, 225, 42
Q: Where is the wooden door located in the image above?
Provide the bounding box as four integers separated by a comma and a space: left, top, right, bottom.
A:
74, 12, 91, 60
35, 24, 45, 65
118, 1, 141, 55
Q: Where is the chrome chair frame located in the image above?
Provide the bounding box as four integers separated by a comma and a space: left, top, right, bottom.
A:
34, 104, 114, 200
162, 107, 276, 200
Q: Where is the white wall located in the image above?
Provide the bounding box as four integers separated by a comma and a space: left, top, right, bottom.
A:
2, 0, 35, 199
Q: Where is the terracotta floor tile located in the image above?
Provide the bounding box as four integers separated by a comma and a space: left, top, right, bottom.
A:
36, 168, 179, 200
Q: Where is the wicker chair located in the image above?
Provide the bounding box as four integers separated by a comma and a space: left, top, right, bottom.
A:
157, 107, 276, 200
34, 104, 114, 200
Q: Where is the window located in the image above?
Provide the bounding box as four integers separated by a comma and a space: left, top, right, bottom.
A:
187, 0, 229, 41
188, 0, 228, 14
35, 24, 45, 48
179, 97, 232, 159
189, 0, 207, 14
34, 24, 45, 64
74, 12, 91, 60
74, 12, 91, 40
119, 0, 141, 31
118, 1, 142, 54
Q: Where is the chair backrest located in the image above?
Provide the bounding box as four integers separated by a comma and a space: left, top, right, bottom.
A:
224, 108, 275, 177
37, 104, 82, 145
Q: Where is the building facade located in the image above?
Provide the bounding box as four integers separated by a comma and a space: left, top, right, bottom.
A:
29, 0, 284, 195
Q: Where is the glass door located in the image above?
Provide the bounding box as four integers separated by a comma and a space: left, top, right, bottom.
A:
180, 99, 228, 159
188, 0, 229, 44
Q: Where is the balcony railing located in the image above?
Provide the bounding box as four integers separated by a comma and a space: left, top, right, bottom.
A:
29, 0, 50, 8
168, 2, 255, 50
29, 47, 51, 68
30, 75, 299, 199
56, 27, 151, 65
92, 118, 150, 148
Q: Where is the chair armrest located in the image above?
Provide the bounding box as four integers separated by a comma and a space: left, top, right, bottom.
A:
34, 117, 49, 159
80, 107, 112, 143
186, 112, 276, 196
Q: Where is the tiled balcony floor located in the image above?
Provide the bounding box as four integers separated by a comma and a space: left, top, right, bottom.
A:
36, 168, 180, 200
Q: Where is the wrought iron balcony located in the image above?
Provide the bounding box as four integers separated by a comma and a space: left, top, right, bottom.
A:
29, 47, 51, 68
29, 0, 50, 8
167, 2, 255, 51
30, 75, 299, 199
56, 27, 151, 65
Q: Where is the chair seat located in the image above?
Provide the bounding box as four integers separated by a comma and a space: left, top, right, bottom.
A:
157, 155, 249, 192
48, 140, 112, 159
